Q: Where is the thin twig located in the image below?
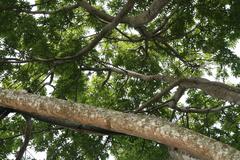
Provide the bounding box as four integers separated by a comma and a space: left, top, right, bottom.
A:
134, 79, 183, 113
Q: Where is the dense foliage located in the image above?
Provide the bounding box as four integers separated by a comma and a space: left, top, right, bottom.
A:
0, 0, 240, 159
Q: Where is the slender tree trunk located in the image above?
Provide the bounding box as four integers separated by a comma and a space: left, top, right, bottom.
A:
0, 89, 239, 160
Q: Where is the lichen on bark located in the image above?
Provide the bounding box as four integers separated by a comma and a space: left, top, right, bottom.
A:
0, 89, 240, 160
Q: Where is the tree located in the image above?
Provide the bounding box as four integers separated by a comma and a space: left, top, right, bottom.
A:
0, 0, 240, 159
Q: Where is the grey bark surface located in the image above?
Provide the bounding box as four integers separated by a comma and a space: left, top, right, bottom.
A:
105, 66, 240, 105
78, 0, 170, 27
0, 89, 239, 160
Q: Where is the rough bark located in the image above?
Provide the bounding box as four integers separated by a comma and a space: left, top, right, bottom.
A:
0, 89, 239, 160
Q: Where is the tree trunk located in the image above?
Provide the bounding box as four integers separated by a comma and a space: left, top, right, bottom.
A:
0, 89, 239, 160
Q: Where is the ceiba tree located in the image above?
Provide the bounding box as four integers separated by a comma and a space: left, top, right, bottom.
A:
0, 0, 240, 159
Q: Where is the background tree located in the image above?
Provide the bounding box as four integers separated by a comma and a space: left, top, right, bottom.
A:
0, 0, 240, 159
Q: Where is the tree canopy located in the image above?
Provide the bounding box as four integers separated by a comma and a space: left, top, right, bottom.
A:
0, 0, 240, 159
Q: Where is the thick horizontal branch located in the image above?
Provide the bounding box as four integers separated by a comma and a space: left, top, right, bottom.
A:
0, 106, 123, 135
25, 110, 125, 136
0, 89, 239, 160
181, 78, 240, 105
103, 66, 240, 105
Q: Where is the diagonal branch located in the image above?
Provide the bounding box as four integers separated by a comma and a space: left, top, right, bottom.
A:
167, 86, 186, 120
15, 116, 32, 160
33, 0, 135, 62
36, 64, 240, 109
167, 86, 186, 108
134, 80, 183, 113
180, 78, 240, 105
25, 0, 169, 27
155, 41, 198, 68
0, 107, 11, 120
1, 0, 169, 64
0, 89, 239, 159
0, 1, 135, 64
0, 110, 10, 120
77, 0, 170, 27
123, 0, 170, 27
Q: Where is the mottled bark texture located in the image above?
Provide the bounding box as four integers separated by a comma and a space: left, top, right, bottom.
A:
0, 89, 239, 160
